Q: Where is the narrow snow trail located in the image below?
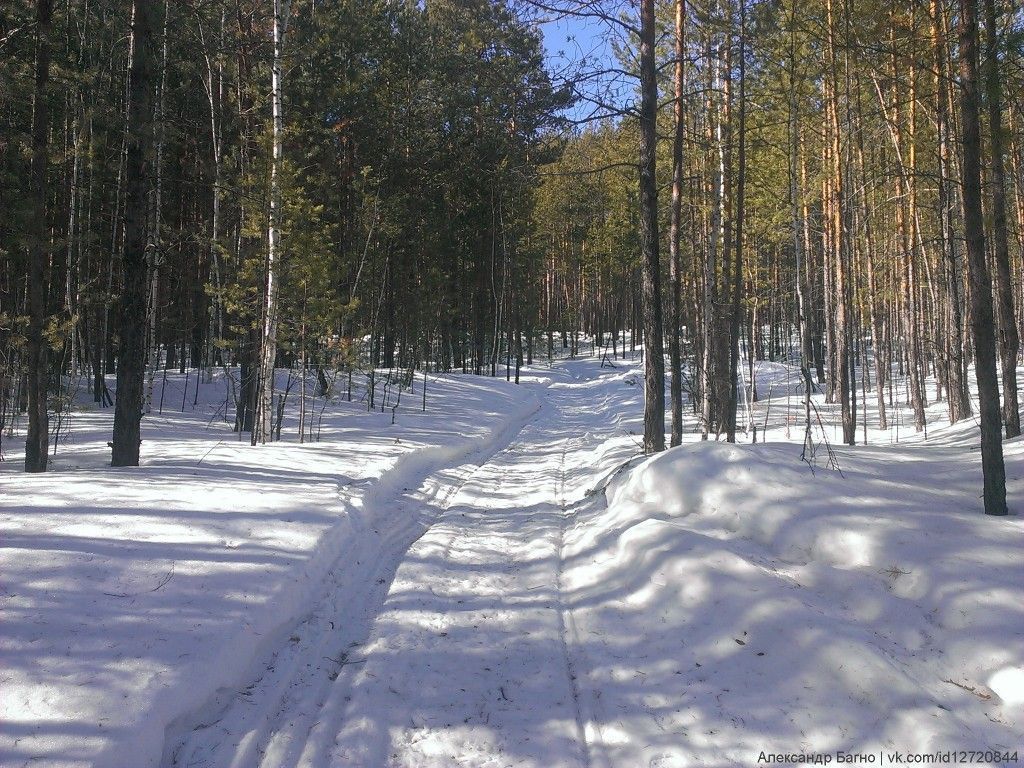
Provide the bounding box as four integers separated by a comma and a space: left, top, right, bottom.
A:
317, 372, 622, 768
162, 361, 642, 768
161, 363, 640, 768
162, 391, 546, 768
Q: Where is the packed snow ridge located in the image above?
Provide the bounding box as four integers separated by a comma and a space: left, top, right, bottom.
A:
1, 354, 1022, 768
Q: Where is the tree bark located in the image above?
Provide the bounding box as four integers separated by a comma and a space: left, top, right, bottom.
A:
639, 0, 665, 453
25, 0, 53, 472
983, 0, 1020, 437
958, 0, 1008, 515
111, 0, 160, 467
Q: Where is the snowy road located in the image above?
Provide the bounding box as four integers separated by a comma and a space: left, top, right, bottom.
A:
322, 375, 625, 768
166, 364, 640, 768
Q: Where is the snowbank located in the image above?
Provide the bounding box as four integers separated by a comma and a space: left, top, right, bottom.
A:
562, 433, 1024, 766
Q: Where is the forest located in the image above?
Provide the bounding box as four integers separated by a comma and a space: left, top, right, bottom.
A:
3, 0, 1024, 514
3, 1, 1024, 765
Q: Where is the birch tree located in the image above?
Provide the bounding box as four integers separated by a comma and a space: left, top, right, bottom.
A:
256, 0, 290, 444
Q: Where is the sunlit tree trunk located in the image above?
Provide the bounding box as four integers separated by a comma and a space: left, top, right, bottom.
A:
905, 67, 928, 433
726, 0, 746, 443
788, 1, 815, 448
668, 0, 686, 447
932, 0, 972, 423
639, 0, 665, 453
257, 0, 289, 443
824, 0, 854, 444
701, 33, 721, 440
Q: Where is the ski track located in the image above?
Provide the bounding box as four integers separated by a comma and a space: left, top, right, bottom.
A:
165, 368, 627, 768
323, 377, 613, 768
555, 440, 596, 768
163, 397, 544, 768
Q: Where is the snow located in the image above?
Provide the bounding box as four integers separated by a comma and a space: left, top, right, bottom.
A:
2, 351, 1023, 767
566, 435, 1024, 765
990, 668, 1024, 706
1, 370, 539, 768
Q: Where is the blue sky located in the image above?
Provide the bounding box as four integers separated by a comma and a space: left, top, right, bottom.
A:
538, 12, 631, 122
539, 15, 613, 67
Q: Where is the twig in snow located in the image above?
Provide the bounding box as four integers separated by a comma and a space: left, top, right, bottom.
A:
196, 439, 225, 466
884, 565, 911, 580
103, 562, 175, 597
324, 654, 365, 667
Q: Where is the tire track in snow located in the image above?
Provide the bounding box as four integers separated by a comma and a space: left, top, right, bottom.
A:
254, 455, 500, 768
163, 401, 541, 768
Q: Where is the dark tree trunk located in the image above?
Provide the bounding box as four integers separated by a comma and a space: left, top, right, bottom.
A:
983, 0, 1020, 438
236, 327, 257, 433
959, 0, 1008, 515
639, 0, 665, 453
112, 0, 160, 466
25, 0, 53, 472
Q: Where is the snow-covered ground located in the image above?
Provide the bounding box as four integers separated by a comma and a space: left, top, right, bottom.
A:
567, 433, 1023, 765
1, 369, 539, 767
2, 351, 1022, 767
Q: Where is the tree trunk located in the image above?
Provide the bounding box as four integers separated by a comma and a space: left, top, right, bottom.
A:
25, 0, 53, 472
789, 5, 815, 449
983, 0, 1020, 437
668, 0, 686, 448
702, 32, 723, 439
825, 0, 853, 444
726, 0, 745, 443
639, 0, 665, 453
958, 0, 1008, 515
905, 68, 928, 432
111, 0, 160, 467
145, 0, 169, 414
933, 0, 972, 423
257, 0, 289, 443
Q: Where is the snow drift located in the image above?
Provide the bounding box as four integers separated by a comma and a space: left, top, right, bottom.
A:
562, 434, 1024, 766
